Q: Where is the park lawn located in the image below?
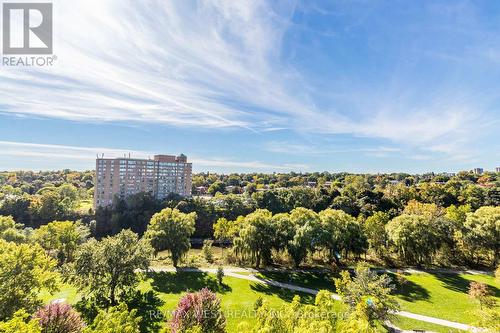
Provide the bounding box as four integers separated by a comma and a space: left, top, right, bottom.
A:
257, 270, 500, 326
389, 271, 500, 326
40, 278, 80, 305
137, 272, 332, 332
40, 271, 499, 332
393, 316, 462, 333
43, 272, 340, 332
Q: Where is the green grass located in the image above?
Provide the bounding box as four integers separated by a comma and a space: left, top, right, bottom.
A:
256, 270, 500, 327
393, 316, 462, 333
43, 272, 325, 332
389, 271, 499, 325
41, 270, 499, 332
137, 272, 323, 332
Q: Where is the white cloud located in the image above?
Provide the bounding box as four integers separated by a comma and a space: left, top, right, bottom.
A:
0, 141, 307, 171
0, 0, 491, 158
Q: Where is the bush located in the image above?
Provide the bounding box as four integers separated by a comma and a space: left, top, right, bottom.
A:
35, 302, 84, 333
202, 240, 214, 263
216, 267, 224, 285
170, 288, 226, 333
84, 303, 140, 333
468, 282, 495, 309
0, 310, 41, 333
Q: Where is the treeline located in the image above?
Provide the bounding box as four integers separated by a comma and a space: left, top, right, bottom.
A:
215, 202, 500, 268
94, 173, 499, 240
193, 170, 500, 195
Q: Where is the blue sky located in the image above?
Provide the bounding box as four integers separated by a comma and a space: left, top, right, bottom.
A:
1, 0, 499, 173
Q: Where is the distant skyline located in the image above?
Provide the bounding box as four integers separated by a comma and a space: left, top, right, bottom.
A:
1, 1, 500, 173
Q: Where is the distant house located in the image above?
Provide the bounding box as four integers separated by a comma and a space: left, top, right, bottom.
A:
307, 181, 317, 188
196, 186, 207, 195
322, 181, 333, 188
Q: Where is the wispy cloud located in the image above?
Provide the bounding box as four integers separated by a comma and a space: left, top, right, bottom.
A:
0, 141, 307, 171
0, 0, 497, 163
265, 141, 400, 155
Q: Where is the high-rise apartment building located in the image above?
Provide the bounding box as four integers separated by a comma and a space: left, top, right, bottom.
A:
94, 154, 192, 208
472, 168, 484, 175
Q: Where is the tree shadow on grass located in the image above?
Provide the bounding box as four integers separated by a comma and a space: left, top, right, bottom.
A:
429, 273, 500, 297
386, 272, 430, 302
147, 270, 232, 295
124, 290, 165, 333
256, 271, 338, 292
249, 282, 315, 305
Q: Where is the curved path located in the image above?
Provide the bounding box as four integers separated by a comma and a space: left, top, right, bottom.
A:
148, 267, 482, 332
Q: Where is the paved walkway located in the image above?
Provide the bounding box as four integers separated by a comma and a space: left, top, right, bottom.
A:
148, 267, 482, 332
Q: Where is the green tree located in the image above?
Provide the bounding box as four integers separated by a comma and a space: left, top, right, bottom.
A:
0, 215, 26, 243
251, 292, 337, 333
0, 310, 41, 333
462, 206, 500, 265
84, 303, 140, 333
233, 209, 275, 268
385, 214, 440, 265
319, 209, 367, 263
145, 208, 196, 267
364, 212, 390, 257
335, 263, 399, 327
71, 230, 153, 305
287, 208, 322, 267
33, 220, 89, 263
208, 181, 226, 196
202, 240, 214, 263
0, 240, 58, 320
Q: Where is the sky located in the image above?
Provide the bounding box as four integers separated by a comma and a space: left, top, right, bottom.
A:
1, 0, 499, 173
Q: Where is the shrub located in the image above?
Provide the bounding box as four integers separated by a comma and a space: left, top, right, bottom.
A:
84, 303, 140, 333
202, 240, 214, 263
216, 267, 224, 286
170, 288, 226, 333
468, 282, 495, 309
253, 297, 263, 311
35, 302, 84, 333
0, 310, 41, 333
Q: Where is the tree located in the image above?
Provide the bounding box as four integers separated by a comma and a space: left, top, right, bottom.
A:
468, 281, 495, 310
334, 263, 399, 327
145, 208, 196, 267
202, 240, 214, 263
0, 215, 26, 243
33, 220, 90, 264
71, 229, 153, 305
216, 267, 224, 286
208, 181, 226, 196
287, 208, 322, 267
213, 218, 236, 247
364, 212, 390, 257
35, 302, 84, 333
250, 292, 337, 333
233, 209, 275, 268
462, 206, 500, 265
84, 303, 140, 333
0, 310, 41, 333
385, 214, 440, 265
169, 288, 226, 333
319, 209, 367, 264
0, 240, 58, 320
